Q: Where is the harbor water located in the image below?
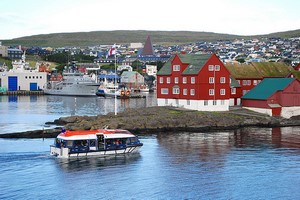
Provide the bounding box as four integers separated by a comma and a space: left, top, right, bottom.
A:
0, 94, 300, 199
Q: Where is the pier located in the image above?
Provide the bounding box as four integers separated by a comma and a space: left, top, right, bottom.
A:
0, 90, 44, 96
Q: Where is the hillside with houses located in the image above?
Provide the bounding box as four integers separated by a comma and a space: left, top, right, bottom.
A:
1, 33, 300, 118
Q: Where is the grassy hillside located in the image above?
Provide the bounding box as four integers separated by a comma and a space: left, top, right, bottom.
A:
2, 29, 300, 47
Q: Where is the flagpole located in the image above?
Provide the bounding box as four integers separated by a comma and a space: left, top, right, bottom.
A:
114, 53, 117, 115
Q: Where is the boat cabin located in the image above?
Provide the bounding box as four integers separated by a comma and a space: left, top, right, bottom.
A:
50, 129, 143, 158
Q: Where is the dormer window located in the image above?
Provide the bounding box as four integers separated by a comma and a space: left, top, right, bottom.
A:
173, 65, 180, 71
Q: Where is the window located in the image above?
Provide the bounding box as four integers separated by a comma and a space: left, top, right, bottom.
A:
167, 77, 170, 84
220, 77, 226, 83
221, 100, 225, 105
160, 77, 163, 84
209, 89, 214, 96
190, 89, 195, 96
191, 77, 195, 84
208, 65, 214, 71
204, 100, 208, 106
182, 77, 187, 84
161, 88, 168, 94
183, 89, 187, 95
220, 89, 225, 95
187, 100, 190, 105
247, 80, 251, 85
173, 87, 179, 94
253, 80, 258, 85
174, 77, 179, 84
173, 65, 180, 71
215, 65, 220, 71
213, 100, 217, 105
231, 88, 236, 94
209, 77, 214, 84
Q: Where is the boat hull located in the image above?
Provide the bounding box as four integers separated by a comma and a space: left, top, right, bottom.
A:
44, 84, 100, 96
50, 145, 142, 158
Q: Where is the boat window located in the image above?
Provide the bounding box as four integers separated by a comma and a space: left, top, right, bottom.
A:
74, 140, 88, 147
89, 140, 96, 147
66, 140, 73, 147
130, 137, 138, 143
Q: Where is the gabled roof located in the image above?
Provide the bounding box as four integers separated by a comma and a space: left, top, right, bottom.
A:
157, 54, 211, 75
225, 62, 294, 79
242, 78, 295, 100
121, 71, 140, 78
182, 54, 211, 75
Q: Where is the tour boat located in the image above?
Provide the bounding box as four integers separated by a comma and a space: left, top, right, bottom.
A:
50, 129, 143, 158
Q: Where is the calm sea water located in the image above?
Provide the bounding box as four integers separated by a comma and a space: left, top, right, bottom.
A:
0, 93, 157, 134
1, 95, 300, 199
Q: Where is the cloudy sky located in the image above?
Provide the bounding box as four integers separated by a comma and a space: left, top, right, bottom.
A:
1, 0, 299, 40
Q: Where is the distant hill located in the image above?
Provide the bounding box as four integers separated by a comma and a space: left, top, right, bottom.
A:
2, 29, 300, 47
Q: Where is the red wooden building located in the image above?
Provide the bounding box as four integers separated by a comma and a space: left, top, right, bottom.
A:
225, 62, 294, 105
156, 53, 231, 111
242, 78, 300, 118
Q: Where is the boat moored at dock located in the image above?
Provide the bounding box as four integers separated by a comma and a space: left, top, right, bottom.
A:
50, 129, 143, 158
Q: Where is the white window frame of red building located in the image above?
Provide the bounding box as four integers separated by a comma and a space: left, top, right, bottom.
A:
174, 77, 179, 84
253, 80, 258, 85
208, 65, 214, 71
161, 88, 168, 94
187, 100, 190, 105
215, 65, 220, 71
173, 87, 180, 94
173, 65, 180, 71
209, 77, 214, 84
220, 77, 226, 83
190, 89, 195, 96
167, 77, 170, 84
247, 80, 251, 85
242, 80, 247, 85
159, 77, 163, 84
204, 100, 208, 106
209, 89, 214, 96
191, 77, 195, 84
182, 77, 187, 84
220, 89, 225, 95
231, 88, 236, 94
183, 88, 187, 95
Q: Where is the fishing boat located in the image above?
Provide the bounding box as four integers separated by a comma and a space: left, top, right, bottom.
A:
50, 129, 143, 158
44, 71, 100, 96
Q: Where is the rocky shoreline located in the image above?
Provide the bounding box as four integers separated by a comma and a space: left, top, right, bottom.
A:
1, 106, 300, 138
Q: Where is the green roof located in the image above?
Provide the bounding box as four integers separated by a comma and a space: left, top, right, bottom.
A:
157, 54, 212, 75
242, 78, 295, 100
225, 62, 294, 78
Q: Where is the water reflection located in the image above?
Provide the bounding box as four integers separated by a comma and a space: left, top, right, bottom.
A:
156, 127, 300, 165
53, 153, 142, 172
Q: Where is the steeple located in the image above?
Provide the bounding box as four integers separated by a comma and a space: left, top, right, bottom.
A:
140, 35, 154, 56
